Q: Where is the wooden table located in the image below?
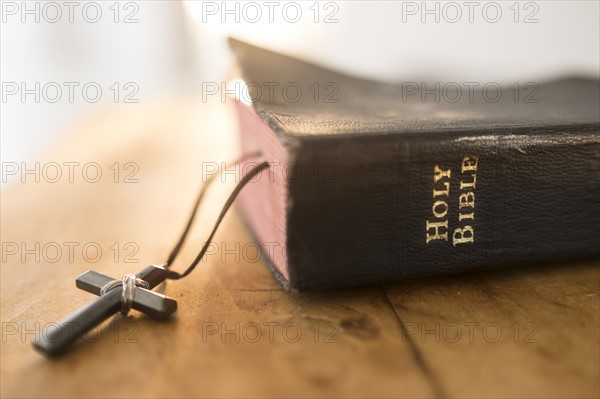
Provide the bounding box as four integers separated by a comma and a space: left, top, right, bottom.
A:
1, 99, 598, 398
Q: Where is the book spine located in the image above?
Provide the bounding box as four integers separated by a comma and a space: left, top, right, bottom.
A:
284, 127, 600, 290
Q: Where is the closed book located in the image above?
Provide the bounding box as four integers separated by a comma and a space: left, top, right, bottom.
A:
230, 38, 600, 291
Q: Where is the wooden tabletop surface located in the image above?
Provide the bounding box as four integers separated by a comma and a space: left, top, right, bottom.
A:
1, 99, 598, 398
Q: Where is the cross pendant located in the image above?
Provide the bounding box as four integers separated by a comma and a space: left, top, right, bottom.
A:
33, 265, 177, 356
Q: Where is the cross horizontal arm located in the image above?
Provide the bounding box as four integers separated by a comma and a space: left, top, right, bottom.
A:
75, 265, 168, 295
76, 270, 114, 295
132, 288, 177, 319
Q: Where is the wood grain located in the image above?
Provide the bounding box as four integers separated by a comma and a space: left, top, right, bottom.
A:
1, 99, 598, 398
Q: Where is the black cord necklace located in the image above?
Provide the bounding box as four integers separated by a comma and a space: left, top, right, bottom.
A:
33, 157, 269, 357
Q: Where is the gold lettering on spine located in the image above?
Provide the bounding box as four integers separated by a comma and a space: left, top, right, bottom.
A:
460, 175, 476, 190
453, 226, 474, 246
426, 165, 451, 243
454, 156, 478, 246
432, 201, 448, 218
433, 165, 451, 182
433, 183, 450, 198
461, 156, 478, 172
425, 156, 480, 246
458, 192, 475, 209
426, 220, 448, 243
458, 212, 474, 221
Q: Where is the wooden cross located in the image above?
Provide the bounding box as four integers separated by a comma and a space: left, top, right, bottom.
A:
33, 265, 177, 356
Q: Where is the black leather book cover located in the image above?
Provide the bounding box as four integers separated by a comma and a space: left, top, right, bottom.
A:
230, 38, 600, 291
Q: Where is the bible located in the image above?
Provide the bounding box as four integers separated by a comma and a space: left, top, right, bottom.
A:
230, 38, 600, 291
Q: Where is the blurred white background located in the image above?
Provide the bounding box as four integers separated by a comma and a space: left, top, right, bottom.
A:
2, 0, 599, 181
